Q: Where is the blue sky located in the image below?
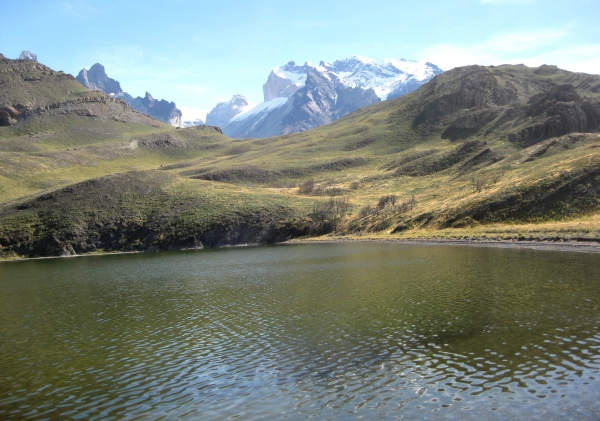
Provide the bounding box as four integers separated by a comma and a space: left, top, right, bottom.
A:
1, 0, 599, 120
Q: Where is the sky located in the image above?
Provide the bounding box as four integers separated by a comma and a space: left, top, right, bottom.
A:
1, 0, 599, 121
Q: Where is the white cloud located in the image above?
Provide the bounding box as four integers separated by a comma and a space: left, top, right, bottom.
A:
418, 29, 600, 75
178, 106, 209, 122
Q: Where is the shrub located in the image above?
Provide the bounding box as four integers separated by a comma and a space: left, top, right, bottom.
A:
376, 194, 397, 210
298, 179, 315, 194
308, 197, 351, 235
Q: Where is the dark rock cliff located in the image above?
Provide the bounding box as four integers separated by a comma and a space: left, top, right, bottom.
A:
76, 63, 182, 126
509, 84, 600, 145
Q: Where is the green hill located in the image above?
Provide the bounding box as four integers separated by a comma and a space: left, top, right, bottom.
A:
1, 54, 599, 258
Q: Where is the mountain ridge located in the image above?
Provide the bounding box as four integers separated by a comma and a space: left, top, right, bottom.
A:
216, 55, 442, 138
76, 63, 183, 127
1, 54, 599, 259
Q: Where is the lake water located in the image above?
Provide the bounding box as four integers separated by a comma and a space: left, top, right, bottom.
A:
1, 243, 599, 420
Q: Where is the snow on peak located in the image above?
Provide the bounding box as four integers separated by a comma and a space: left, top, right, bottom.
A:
230, 96, 287, 123
235, 55, 442, 125
272, 61, 312, 88
205, 94, 254, 127
324, 56, 442, 100
267, 55, 442, 101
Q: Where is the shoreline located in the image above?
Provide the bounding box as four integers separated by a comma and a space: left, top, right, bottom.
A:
286, 236, 600, 253
2, 236, 600, 263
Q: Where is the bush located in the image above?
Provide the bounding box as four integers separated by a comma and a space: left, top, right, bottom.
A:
376, 194, 396, 210
308, 197, 351, 235
298, 179, 315, 194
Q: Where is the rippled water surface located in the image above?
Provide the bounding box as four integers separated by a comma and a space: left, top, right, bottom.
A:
1, 243, 600, 420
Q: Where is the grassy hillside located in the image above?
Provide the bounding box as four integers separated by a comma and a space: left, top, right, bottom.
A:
1, 55, 599, 258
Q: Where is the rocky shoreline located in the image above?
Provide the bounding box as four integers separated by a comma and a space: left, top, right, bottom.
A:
288, 236, 600, 253
2, 235, 600, 262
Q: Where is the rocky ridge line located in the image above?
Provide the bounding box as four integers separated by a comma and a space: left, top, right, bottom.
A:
76, 63, 182, 127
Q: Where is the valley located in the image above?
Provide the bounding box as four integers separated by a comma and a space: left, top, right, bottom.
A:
1, 54, 599, 258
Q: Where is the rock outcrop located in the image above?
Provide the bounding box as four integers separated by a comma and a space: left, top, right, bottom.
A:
76, 63, 182, 127
121, 92, 182, 127
509, 84, 600, 145
76, 63, 122, 95
206, 95, 250, 127
19, 51, 37, 62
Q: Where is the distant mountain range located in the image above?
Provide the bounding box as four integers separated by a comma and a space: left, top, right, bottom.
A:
72, 55, 440, 135
76, 63, 182, 127
211, 56, 443, 138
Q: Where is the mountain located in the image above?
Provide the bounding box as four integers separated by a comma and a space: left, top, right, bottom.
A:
76, 63, 122, 94
205, 95, 252, 127
18, 51, 37, 62
1, 53, 599, 259
76, 63, 182, 127
123, 92, 182, 127
219, 56, 442, 138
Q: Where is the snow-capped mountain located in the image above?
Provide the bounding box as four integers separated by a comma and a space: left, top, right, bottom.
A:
216, 55, 442, 138
263, 61, 314, 101
206, 95, 253, 127
323, 56, 442, 100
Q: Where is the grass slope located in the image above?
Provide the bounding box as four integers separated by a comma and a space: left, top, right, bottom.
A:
1, 56, 599, 258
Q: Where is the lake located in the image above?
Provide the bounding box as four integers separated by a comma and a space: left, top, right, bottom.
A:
1, 243, 599, 420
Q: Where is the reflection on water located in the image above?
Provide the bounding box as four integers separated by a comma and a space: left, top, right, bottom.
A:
0, 243, 599, 420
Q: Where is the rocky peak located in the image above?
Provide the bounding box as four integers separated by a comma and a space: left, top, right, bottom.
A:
263, 62, 315, 102
144, 92, 155, 105
76, 62, 182, 127
228, 94, 249, 107
19, 51, 37, 62
281, 68, 337, 132
221, 55, 443, 138
87, 63, 108, 81
76, 63, 123, 95
127, 92, 182, 127
206, 95, 251, 127
263, 55, 442, 105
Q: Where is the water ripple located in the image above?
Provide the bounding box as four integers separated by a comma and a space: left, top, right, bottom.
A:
1, 244, 600, 420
